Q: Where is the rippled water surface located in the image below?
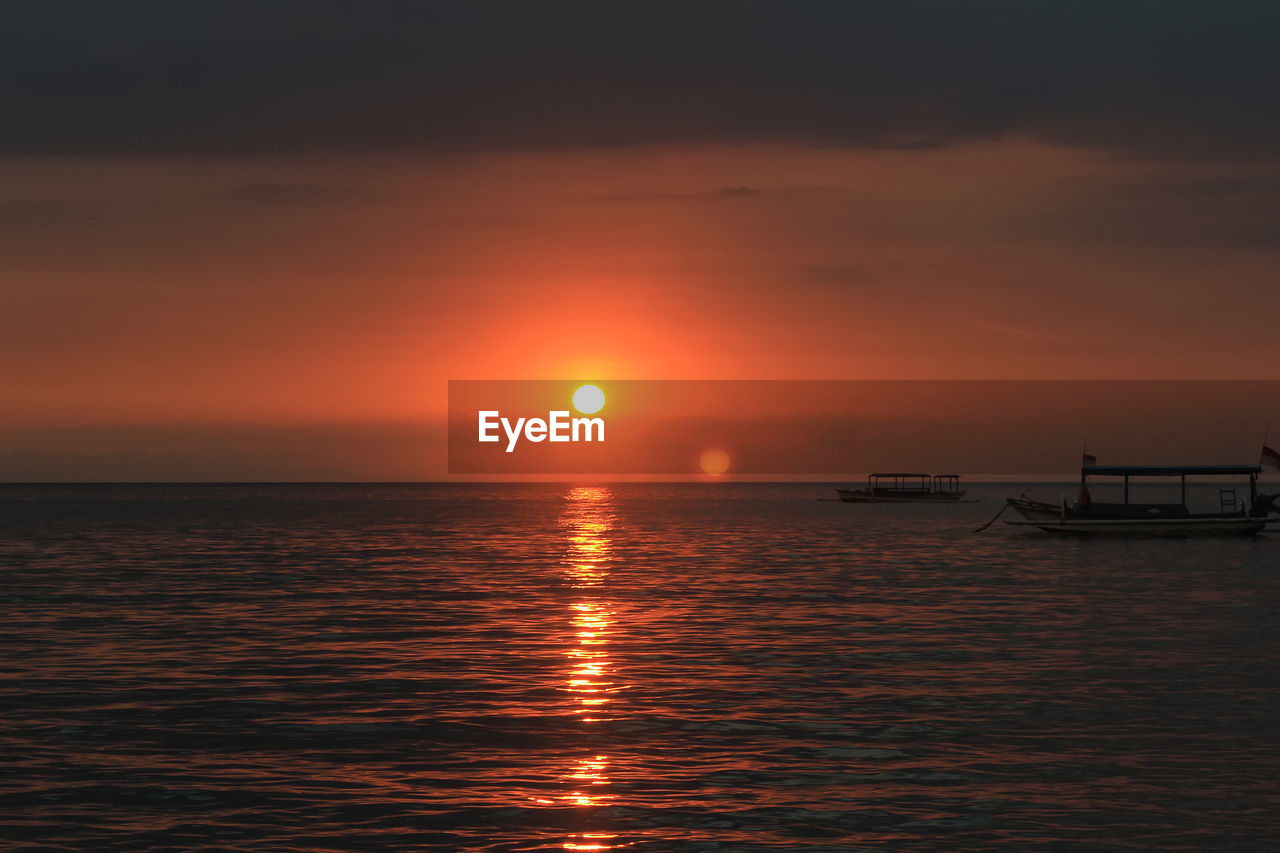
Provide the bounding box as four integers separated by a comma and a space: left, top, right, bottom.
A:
3, 483, 1279, 850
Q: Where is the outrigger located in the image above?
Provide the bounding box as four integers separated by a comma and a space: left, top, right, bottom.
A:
836, 473, 974, 503
1006, 462, 1280, 536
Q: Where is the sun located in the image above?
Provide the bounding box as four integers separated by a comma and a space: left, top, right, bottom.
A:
699, 448, 731, 476
573, 384, 605, 415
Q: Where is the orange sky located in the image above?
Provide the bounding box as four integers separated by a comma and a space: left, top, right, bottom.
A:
4, 140, 1280, 478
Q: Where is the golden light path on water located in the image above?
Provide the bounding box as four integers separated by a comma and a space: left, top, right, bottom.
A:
8, 483, 1280, 848
551, 486, 622, 851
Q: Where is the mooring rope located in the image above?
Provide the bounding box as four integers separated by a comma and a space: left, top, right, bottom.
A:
971, 502, 1010, 533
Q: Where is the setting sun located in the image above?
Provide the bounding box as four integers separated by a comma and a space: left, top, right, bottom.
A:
699, 448, 731, 476
573, 384, 606, 415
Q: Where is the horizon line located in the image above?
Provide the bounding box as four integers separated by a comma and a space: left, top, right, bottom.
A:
0, 475, 1250, 486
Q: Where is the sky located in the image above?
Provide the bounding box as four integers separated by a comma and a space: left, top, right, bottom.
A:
3, 2, 1280, 479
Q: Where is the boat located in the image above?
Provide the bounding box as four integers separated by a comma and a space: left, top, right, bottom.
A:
836, 473, 973, 503
1005, 490, 1061, 522
1006, 463, 1280, 536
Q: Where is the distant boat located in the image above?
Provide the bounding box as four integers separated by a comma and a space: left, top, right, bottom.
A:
836, 473, 973, 503
1006, 462, 1280, 536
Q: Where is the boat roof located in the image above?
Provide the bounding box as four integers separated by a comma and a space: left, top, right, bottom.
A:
1083, 464, 1261, 476
870, 472, 931, 478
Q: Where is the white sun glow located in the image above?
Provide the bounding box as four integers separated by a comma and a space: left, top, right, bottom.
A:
572, 384, 605, 415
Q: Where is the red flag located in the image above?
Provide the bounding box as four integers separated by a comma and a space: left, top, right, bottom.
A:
1262, 445, 1280, 472
1082, 453, 1097, 466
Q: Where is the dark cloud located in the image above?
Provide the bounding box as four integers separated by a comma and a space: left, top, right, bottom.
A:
2, 1, 1278, 159
1032, 171, 1280, 249
596, 186, 765, 203
1082, 175, 1280, 201
794, 264, 880, 287
711, 187, 764, 199
0, 200, 92, 227
228, 183, 367, 205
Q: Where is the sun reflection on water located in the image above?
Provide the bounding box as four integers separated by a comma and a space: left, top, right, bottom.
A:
562, 834, 618, 851
550, 486, 623, 847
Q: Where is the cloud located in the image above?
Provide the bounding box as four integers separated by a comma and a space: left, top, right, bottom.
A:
0, 200, 92, 227
3, 2, 1278, 159
1026, 170, 1280, 249
595, 186, 765, 203
228, 183, 368, 205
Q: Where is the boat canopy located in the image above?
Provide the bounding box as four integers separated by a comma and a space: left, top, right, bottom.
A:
1083, 464, 1261, 477
870, 472, 931, 478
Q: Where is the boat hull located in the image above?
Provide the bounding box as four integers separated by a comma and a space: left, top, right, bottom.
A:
1005, 516, 1274, 536
1006, 496, 1061, 521
837, 488, 968, 503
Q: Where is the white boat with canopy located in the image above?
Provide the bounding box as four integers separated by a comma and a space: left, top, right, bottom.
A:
1005, 462, 1279, 536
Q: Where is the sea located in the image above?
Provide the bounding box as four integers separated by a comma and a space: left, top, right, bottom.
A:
2, 482, 1278, 851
